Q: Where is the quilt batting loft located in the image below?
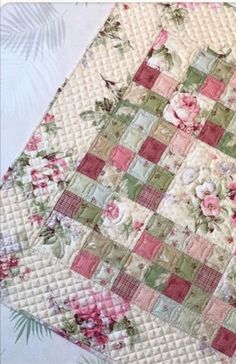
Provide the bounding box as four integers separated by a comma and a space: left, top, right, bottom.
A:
1, 3, 236, 363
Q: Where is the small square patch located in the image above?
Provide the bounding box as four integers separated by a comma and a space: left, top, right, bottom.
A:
109, 145, 135, 171
169, 130, 193, 156
101, 118, 126, 143
199, 75, 225, 101
131, 109, 158, 134
217, 131, 236, 158
211, 327, 236, 357
144, 263, 170, 291
124, 253, 150, 280
68, 173, 95, 200
174, 254, 201, 282
198, 120, 224, 147
138, 136, 166, 163
151, 118, 176, 145
77, 153, 105, 180
120, 127, 145, 152
152, 73, 178, 99
54, 190, 83, 217
204, 298, 230, 324
93, 261, 119, 288
183, 286, 210, 314
146, 213, 174, 240
128, 155, 154, 183
119, 173, 143, 201
194, 264, 222, 294
186, 234, 213, 263
131, 283, 159, 311
206, 244, 231, 273
156, 244, 181, 271
74, 202, 102, 228
162, 274, 191, 303
111, 271, 140, 302
147, 165, 174, 191
182, 66, 206, 91
103, 242, 130, 269
224, 310, 236, 333
141, 91, 167, 117
192, 50, 217, 74
90, 135, 114, 161
152, 295, 180, 322
90, 184, 113, 208
133, 62, 160, 89
83, 231, 110, 258
165, 224, 191, 251
137, 185, 164, 211
208, 102, 234, 128
71, 250, 100, 278
134, 231, 163, 260
211, 59, 234, 83
171, 305, 198, 334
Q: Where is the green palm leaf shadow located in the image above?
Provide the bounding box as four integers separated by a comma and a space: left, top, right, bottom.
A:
1, 4, 66, 59
10, 310, 52, 344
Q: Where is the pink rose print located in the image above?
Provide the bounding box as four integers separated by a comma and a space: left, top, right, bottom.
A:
153, 29, 168, 49
201, 195, 221, 217
0, 254, 20, 281
103, 201, 120, 221
30, 214, 44, 227
133, 221, 144, 231
44, 113, 55, 123
25, 134, 42, 152
163, 92, 201, 133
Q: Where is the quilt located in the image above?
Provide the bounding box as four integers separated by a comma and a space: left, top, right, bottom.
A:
1, 3, 236, 363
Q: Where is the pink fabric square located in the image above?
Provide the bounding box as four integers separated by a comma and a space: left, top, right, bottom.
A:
229, 71, 236, 88
152, 73, 178, 99
133, 62, 160, 89
186, 235, 213, 263
200, 75, 226, 101
109, 145, 135, 171
134, 231, 163, 260
71, 250, 100, 278
169, 130, 193, 156
204, 298, 231, 324
131, 283, 159, 311
211, 327, 236, 357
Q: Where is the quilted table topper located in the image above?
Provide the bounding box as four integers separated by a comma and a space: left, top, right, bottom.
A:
1, 3, 236, 364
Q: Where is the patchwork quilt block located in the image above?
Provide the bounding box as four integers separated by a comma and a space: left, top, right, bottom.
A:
1, 3, 236, 363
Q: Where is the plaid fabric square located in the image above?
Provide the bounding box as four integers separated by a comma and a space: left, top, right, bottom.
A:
137, 185, 164, 211
111, 271, 140, 301
54, 190, 83, 217
194, 264, 222, 294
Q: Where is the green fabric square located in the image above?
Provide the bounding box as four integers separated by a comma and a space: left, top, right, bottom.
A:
147, 165, 175, 191
174, 254, 201, 282
68, 173, 96, 200
182, 66, 206, 91
103, 242, 130, 269
144, 263, 170, 291
101, 117, 127, 143
119, 173, 143, 201
113, 100, 138, 125
224, 310, 236, 333
170, 306, 198, 334
217, 131, 236, 158
146, 213, 174, 240
141, 91, 167, 117
183, 286, 210, 313
120, 127, 145, 152
211, 59, 234, 82
83, 231, 110, 258
74, 203, 102, 228
209, 102, 234, 128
